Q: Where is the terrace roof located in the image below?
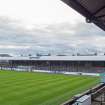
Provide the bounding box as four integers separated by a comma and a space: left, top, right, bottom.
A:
1, 56, 105, 61
61, 0, 105, 31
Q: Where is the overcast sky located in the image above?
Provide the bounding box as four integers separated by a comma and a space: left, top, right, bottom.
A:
0, 0, 84, 27
0, 0, 104, 55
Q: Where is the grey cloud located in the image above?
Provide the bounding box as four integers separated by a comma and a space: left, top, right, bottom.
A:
0, 16, 104, 55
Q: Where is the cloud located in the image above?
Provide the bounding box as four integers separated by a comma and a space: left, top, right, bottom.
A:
0, 16, 104, 55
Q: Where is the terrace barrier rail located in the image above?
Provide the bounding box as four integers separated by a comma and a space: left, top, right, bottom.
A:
61, 83, 105, 105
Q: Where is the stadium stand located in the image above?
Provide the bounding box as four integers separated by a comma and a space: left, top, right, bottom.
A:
0, 56, 105, 74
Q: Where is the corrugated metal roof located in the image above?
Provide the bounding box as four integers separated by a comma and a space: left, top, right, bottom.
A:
0, 56, 105, 61
61, 0, 105, 31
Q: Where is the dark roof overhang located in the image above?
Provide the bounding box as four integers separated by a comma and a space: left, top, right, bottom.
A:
61, 0, 105, 31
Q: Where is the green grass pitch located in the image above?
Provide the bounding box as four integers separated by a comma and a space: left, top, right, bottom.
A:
0, 70, 99, 105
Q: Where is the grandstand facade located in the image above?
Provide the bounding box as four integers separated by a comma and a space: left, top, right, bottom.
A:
0, 56, 105, 73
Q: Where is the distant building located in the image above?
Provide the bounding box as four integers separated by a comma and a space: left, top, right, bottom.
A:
56, 54, 67, 56
0, 54, 12, 57
36, 53, 51, 56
